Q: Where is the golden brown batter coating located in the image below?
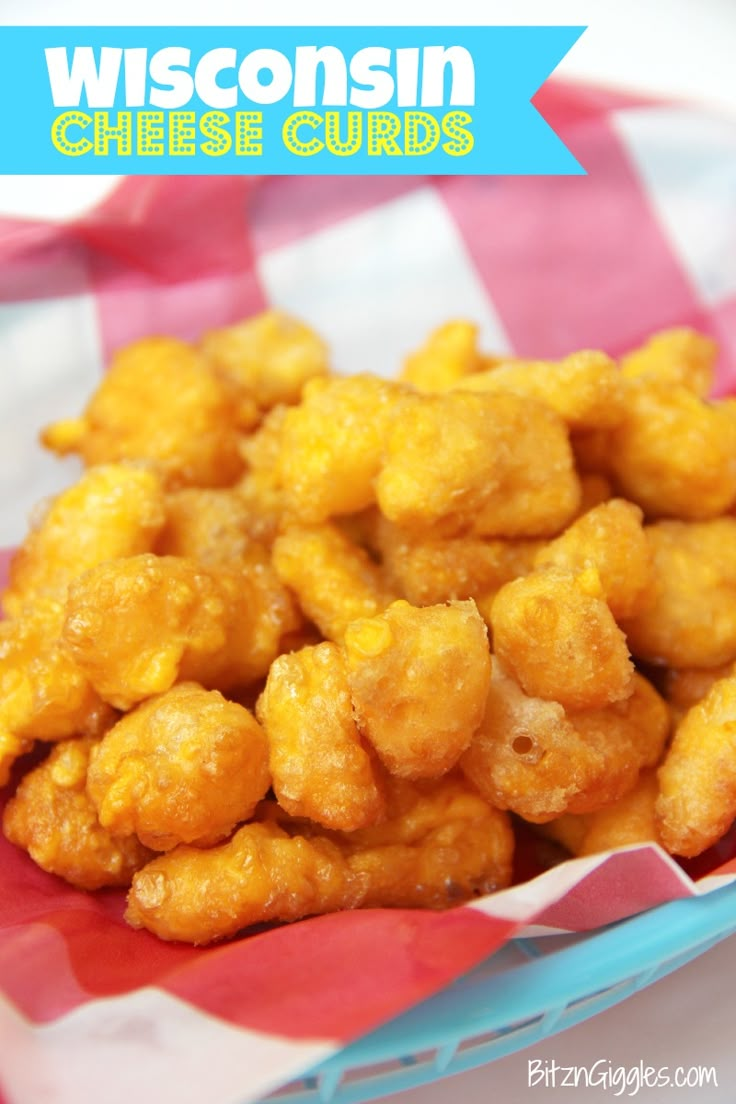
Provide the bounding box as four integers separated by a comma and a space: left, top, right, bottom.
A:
278, 375, 407, 523
63, 552, 298, 709
87, 683, 270, 852
42, 338, 243, 489
342, 774, 514, 909
621, 519, 736, 668
4, 736, 152, 890
456, 349, 625, 431
257, 642, 385, 830
157, 487, 257, 565
541, 771, 661, 857
200, 310, 330, 423
272, 523, 394, 641
610, 380, 736, 520
461, 659, 667, 823
229, 405, 290, 546
125, 774, 513, 943
3, 464, 165, 619
657, 675, 736, 857
376, 517, 541, 612
533, 499, 652, 620
400, 320, 488, 392
376, 391, 580, 538
344, 599, 491, 779
620, 328, 717, 396
491, 568, 634, 711
0, 610, 113, 785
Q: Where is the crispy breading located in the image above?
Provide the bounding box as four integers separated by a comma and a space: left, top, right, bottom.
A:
609, 379, 736, 519
344, 599, 490, 779
0, 611, 113, 785
236, 405, 289, 546
272, 523, 394, 641
621, 328, 717, 396
157, 487, 257, 565
200, 310, 330, 422
42, 338, 243, 488
125, 774, 513, 943
400, 320, 487, 392
87, 683, 270, 852
3, 464, 165, 618
456, 350, 625, 430
62, 552, 299, 710
278, 375, 407, 522
376, 391, 580, 538
657, 675, 736, 857
376, 516, 541, 612
460, 659, 668, 823
621, 519, 736, 668
541, 771, 661, 856
340, 774, 514, 908
491, 568, 634, 710
257, 641, 385, 830
4, 736, 152, 889
533, 499, 652, 620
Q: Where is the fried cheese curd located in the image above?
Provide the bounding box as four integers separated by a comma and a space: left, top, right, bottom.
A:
62, 552, 297, 710
656, 675, 736, 857
200, 309, 330, 426
621, 519, 736, 668
460, 659, 668, 823
278, 374, 407, 522
272, 523, 395, 641
3, 463, 166, 618
3, 735, 153, 890
156, 487, 257, 565
8, 314, 736, 942
87, 683, 270, 851
376, 391, 581, 538
620, 327, 717, 396
376, 515, 541, 616
533, 499, 652, 621
400, 320, 492, 392
256, 641, 385, 830
42, 338, 243, 488
0, 613, 113, 786
456, 350, 625, 431
491, 567, 634, 711
540, 770, 661, 857
0, 464, 165, 782
344, 599, 491, 779
236, 405, 290, 546
126, 774, 514, 944
609, 379, 736, 520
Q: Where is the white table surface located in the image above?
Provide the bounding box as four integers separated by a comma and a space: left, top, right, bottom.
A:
1, 3, 735, 1102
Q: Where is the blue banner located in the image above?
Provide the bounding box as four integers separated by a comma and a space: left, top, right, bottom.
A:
0, 26, 586, 175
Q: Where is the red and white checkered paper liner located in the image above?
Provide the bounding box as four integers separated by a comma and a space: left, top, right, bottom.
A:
1, 82, 736, 1104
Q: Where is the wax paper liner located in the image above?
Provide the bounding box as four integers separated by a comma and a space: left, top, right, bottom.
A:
1, 81, 736, 1104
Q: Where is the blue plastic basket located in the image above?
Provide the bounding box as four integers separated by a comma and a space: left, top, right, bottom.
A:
260, 881, 736, 1104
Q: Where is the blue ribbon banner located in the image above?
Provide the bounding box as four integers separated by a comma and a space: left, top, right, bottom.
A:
0, 26, 586, 175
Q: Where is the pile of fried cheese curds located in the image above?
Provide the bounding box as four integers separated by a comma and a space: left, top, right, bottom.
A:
1, 313, 735, 944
